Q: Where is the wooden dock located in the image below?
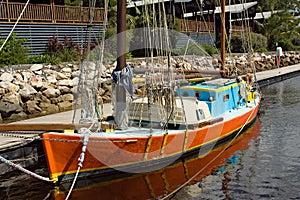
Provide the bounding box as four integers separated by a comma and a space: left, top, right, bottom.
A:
0, 64, 299, 156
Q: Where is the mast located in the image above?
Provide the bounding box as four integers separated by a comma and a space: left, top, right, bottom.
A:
114, 0, 128, 129
117, 0, 126, 70
221, 0, 226, 71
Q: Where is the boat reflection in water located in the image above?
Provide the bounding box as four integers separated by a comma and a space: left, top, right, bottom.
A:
53, 119, 261, 200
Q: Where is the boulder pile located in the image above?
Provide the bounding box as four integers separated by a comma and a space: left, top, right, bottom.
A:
219, 51, 300, 76
0, 51, 299, 122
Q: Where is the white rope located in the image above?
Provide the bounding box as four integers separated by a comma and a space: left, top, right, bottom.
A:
161, 97, 260, 200
65, 128, 91, 200
65, 166, 81, 200
0, 0, 30, 52
0, 155, 53, 183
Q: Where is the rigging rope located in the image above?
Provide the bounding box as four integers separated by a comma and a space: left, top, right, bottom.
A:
0, 0, 30, 52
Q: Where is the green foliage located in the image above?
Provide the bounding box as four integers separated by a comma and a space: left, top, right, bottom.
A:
250, 33, 268, 52
26, 54, 54, 64
201, 45, 217, 56
257, 11, 300, 51
45, 35, 82, 63
230, 33, 267, 53
257, 0, 300, 12
0, 33, 29, 67
64, 0, 82, 6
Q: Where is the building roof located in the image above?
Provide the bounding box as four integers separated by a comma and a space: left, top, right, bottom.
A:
184, 1, 257, 18
215, 1, 257, 14
127, 0, 169, 8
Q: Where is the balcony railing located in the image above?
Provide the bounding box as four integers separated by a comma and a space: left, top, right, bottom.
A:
0, 2, 105, 25
181, 19, 215, 33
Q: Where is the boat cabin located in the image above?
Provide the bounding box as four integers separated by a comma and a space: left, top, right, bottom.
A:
179, 78, 244, 117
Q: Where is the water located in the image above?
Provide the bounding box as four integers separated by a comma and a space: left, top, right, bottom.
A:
174, 77, 300, 200
0, 77, 299, 200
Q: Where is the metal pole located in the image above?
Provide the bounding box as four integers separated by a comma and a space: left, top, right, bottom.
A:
114, 0, 127, 129
221, 0, 226, 71
117, 0, 126, 70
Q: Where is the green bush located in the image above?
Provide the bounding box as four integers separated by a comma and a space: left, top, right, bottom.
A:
201, 45, 217, 56
0, 33, 29, 66
230, 33, 267, 53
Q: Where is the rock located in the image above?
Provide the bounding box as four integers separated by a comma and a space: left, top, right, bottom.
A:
58, 80, 74, 87
102, 95, 111, 103
24, 100, 42, 114
43, 87, 61, 98
21, 71, 33, 82
39, 102, 59, 114
0, 82, 20, 93
72, 77, 79, 86
56, 72, 68, 80
0, 101, 23, 118
0, 88, 6, 95
46, 75, 57, 84
57, 101, 73, 111
2, 93, 22, 105
58, 86, 72, 94
0, 72, 14, 82
58, 94, 74, 102
98, 88, 106, 96
61, 67, 72, 73
19, 84, 37, 99
8, 112, 27, 121
30, 64, 43, 71
30, 77, 43, 88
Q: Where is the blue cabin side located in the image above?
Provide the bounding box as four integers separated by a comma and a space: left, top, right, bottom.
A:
178, 79, 243, 117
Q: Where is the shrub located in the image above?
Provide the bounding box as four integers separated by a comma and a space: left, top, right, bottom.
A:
45, 35, 81, 63
230, 33, 267, 53
201, 45, 217, 56
0, 33, 29, 66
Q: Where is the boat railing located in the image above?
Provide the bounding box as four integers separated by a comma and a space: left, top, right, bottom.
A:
0, 2, 105, 25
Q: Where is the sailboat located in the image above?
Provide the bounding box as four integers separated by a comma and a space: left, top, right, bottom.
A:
53, 120, 261, 199
40, 0, 261, 184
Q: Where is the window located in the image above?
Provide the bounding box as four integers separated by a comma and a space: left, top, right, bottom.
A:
223, 94, 230, 102
196, 109, 205, 121
194, 92, 200, 98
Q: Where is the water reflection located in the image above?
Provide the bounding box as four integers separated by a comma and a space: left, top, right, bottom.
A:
53, 119, 261, 200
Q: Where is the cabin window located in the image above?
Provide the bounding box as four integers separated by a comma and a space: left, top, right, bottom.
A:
196, 109, 205, 121
194, 92, 200, 98
223, 94, 230, 102
182, 91, 189, 97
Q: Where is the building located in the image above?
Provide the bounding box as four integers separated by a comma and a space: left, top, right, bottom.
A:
0, 0, 106, 54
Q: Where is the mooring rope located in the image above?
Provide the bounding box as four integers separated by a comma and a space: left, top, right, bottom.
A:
0, 155, 54, 183
161, 97, 260, 200
65, 128, 91, 200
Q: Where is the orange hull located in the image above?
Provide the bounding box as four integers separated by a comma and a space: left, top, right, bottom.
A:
53, 119, 261, 199
42, 102, 260, 183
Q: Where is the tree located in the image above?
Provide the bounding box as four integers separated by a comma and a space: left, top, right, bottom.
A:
256, 11, 300, 51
